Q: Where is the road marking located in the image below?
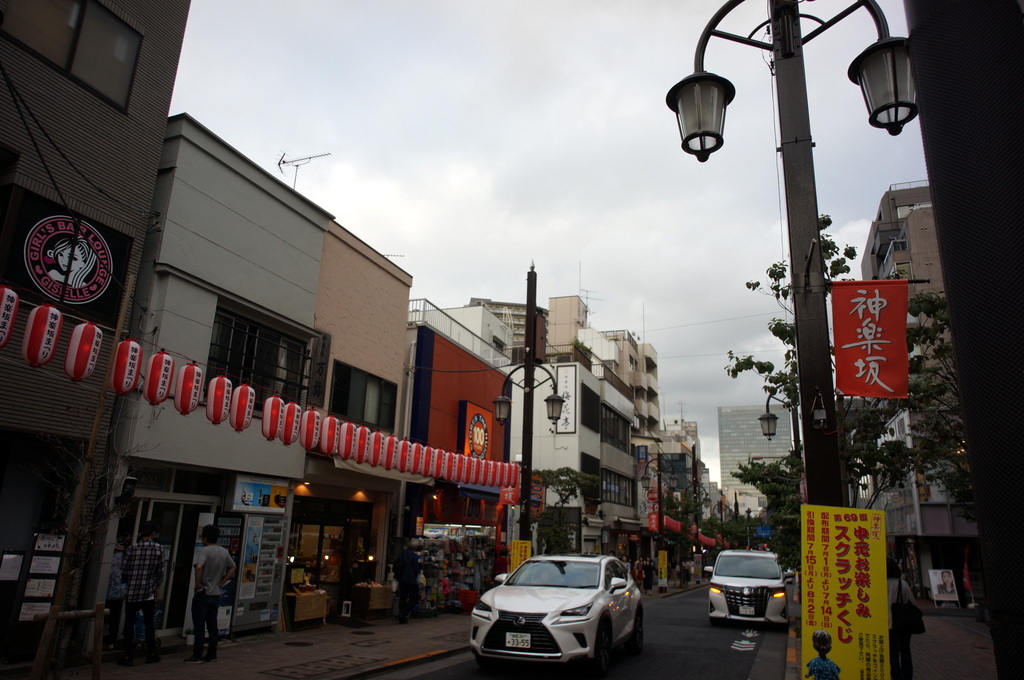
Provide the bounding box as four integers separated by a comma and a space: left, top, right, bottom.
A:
732, 640, 758, 652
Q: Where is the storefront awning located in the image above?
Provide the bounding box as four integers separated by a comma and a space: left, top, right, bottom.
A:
455, 482, 500, 502
332, 456, 433, 485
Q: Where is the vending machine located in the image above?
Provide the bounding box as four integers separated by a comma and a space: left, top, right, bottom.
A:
225, 475, 289, 633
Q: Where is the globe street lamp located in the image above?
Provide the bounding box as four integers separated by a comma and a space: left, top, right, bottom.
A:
758, 392, 802, 460
493, 266, 566, 544
666, 0, 916, 508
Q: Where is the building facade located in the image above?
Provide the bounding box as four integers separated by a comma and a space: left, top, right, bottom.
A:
716, 404, 794, 511
0, 0, 191, 659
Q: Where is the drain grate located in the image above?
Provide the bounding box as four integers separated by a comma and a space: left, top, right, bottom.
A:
285, 641, 314, 647
350, 631, 374, 636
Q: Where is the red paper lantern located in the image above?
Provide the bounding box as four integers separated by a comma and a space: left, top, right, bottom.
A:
64, 322, 102, 381
110, 338, 142, 395
368, 431, 384, 467
205, 375, 232, 424
279, 402, 301, 445
382, 435, 399, 469
229, 384, 255, 432
396, 439, 411, 471
173, 363, 204, 415
319, 415, 341, 455
335, 421, 354, 460
0, 286, 19, 349
429, 449, 444, 478
21, 304, 63, 367
354, 427, 370, 463
299, 409, 320, 450
261, 396, 284, 440
483, 460, 497, 487
468, 457, 482, 485
143, 351, 175, 405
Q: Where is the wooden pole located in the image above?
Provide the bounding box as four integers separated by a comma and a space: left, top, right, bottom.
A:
29, 273, 135, 680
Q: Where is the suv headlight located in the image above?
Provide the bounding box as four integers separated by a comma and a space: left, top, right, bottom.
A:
560, 603, 593, 617
474, 601, 493, 613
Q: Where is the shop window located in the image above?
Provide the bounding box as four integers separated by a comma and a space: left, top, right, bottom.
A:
207, 309, 308, 404
330, 361, 397, 430
3, 0, 141, 107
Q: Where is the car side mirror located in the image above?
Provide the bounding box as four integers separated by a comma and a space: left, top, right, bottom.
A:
784, 571, 795, 584
703, 566, 713, 576
495, 573, 509, 584
610, 577, 627, 592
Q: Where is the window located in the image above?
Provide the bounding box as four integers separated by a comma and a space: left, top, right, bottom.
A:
601, 405, 630, 452
580, 384, 600, 432
207, 310, 308, 404
330, 361, 397, 431
3, 0, 141, 106
600, 468, 635, 508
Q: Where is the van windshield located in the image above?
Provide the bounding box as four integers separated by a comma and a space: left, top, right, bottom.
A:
714, 554, 782, 579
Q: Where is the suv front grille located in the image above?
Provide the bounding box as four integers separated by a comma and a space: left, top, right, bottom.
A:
481, 611, 560, 654
723, 586, 770, 617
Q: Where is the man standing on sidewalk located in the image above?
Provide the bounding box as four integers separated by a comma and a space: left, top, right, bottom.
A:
120, 521, 165, 666
395, 539, 422, 624
185, 525, 236, 664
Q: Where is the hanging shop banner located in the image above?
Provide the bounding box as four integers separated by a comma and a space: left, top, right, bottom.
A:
229, 475, 288, 514
555, 365, 576, 433
801, 505, 889, 679
832, 280, 909, 399
457, 401, 492, 459
3, 191, 131, 323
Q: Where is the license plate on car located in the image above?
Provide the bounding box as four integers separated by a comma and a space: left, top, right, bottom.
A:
506, 632, 531, 649
739, 606, 755, 616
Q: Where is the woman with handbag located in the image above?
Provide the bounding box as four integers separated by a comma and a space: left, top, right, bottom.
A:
887, 558, 916, 680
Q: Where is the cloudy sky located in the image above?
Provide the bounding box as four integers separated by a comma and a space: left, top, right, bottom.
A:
169, 0, 928, 485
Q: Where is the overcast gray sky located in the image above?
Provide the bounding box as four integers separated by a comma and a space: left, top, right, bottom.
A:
169, 0, 928, 485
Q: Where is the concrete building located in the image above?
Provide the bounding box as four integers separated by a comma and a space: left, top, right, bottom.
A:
716, 404, 794, 510
111, 114, 413, 636
0, 0, 191, 660
860, 181, 980, 603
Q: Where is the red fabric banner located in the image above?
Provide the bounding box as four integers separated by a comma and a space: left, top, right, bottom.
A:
832, 280, 909, 398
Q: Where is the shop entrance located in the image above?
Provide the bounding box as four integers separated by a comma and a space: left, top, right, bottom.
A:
114, 496, 218, 632
288, 498, 373, 614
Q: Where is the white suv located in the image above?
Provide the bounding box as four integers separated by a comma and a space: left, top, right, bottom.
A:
706, 550, 791, 627
470, 554, 643, 677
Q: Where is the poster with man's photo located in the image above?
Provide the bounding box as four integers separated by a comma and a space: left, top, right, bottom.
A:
928, 569, 959, 603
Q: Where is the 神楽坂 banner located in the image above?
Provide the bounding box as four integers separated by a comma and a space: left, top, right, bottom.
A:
831, 280, 909, 398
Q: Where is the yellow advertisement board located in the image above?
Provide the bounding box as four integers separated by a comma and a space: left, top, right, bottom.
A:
801, 505, 889, 680
510, 540, 532, 573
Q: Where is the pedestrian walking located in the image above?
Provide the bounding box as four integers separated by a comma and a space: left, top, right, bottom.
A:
682, 558, 693, 586
394, 539, 422, 624
888, 557, 915, 680
119, 521, 164, 666
642, 558, 655, 593
104, 537, 127, 650
184, 524, 236, 664
634, 559, 646, 594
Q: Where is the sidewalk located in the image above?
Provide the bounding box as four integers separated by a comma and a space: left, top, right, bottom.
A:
2, 585, 696, 680
784, 595, 997, 680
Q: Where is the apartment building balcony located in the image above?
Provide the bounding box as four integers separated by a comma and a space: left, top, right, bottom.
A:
634, 398, 649, 421
547, 343, 593, 370
591, 362, 633, 400
408, 299, 511, 367
631, 369, 649, 391
646, 401, 660, 425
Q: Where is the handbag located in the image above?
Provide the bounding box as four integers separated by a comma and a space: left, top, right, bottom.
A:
891, 579, 926, 635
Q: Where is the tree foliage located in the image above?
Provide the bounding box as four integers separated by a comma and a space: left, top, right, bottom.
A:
725, 215, 970, 529
534, 467, 599, 554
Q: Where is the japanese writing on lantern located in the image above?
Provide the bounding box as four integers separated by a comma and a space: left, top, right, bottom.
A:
841, 287, 896, 393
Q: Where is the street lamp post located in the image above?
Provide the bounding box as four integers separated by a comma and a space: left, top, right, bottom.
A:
493, 266, 565, 544
758, 392, 802, 455
667, 0, 916, 509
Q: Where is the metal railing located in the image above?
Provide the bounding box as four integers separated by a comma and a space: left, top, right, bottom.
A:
408, 299, 511, 368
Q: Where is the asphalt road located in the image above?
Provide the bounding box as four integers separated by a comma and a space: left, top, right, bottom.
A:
373, 586, 788, 680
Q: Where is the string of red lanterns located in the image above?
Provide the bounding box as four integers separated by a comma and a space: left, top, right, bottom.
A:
0, 287, 521, 489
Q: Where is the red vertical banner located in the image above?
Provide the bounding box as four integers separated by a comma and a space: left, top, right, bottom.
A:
832, 280, 909, 398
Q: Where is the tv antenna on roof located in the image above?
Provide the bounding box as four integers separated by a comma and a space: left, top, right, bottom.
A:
277, 151, 331, 190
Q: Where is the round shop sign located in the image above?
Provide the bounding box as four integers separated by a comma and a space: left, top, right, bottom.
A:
23, 216, 114, 304
469, 412, 489, 458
